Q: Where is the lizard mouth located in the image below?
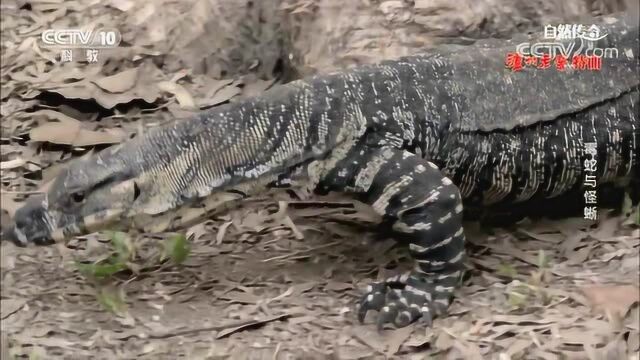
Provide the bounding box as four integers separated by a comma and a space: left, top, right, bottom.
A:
2, 195, 56, 246
1, 224, 54, 246
2, 194, 131, 246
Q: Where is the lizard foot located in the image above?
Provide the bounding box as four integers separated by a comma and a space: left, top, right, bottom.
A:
357, 272, 453, 330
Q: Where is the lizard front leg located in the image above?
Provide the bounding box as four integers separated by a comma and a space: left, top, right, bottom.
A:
317, 147, 466, 329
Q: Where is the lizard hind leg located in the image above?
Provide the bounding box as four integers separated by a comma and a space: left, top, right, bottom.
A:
317, 147, 466, 329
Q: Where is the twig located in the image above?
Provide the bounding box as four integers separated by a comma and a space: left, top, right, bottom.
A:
147, 313, 291, 339
261, 241, 340, 262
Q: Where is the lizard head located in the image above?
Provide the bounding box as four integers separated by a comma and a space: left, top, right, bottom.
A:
2, 146, 140, 246
1, 110, 276, 247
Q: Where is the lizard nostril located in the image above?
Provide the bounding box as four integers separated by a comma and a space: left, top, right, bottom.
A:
72, 192, 85, 203
133, 181, 141, 200
33, 236, 53, 245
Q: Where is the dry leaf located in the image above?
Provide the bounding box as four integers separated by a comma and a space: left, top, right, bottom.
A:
108, 0, 135, 12
32, 109, 82, 126
582, 285, 640, 318
11, 335, 77, 349
325, 281, 353, 291
199, 84, 241, 108
453, 340, 484, 360
584, 338, 628, 360
628, 331, 640, 352
202, 78, 235, 98
385, 325, 414, 355
291, 282, 315, 296
45, 63, 163, 108
351, 327, 387, 354
518, 229, 564, 243
241, 78, 276, 98
30, 122, 124, 146
567, 246, 593, 264
92, 68, 138, 93
1, 298, 26, 319
219, 291, 260, 304
0, 193, 21, 217
591, 216, 621, 241
157, 81, 196, 109
434, 331, 454, 350
215, 221, 233, 245
506, 338, 533, 356
287, 315, 316, 325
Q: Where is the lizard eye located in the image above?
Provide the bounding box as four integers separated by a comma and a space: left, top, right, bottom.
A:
71, 192, 85, 203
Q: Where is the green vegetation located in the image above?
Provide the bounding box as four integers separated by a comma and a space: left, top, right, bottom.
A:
73, 231, 191, 314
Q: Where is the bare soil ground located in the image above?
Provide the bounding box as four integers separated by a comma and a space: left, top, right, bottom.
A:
1, 0, 639, 359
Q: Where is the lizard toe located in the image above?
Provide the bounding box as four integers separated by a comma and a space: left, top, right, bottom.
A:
376, 303, 399, 331
357, 283, 388, 323
394, 305, 422, 328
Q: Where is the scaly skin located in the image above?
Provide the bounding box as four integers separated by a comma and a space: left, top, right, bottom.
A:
3, 12, 639, 330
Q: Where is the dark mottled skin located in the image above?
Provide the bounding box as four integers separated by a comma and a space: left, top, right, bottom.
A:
3, 12, 639, 330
